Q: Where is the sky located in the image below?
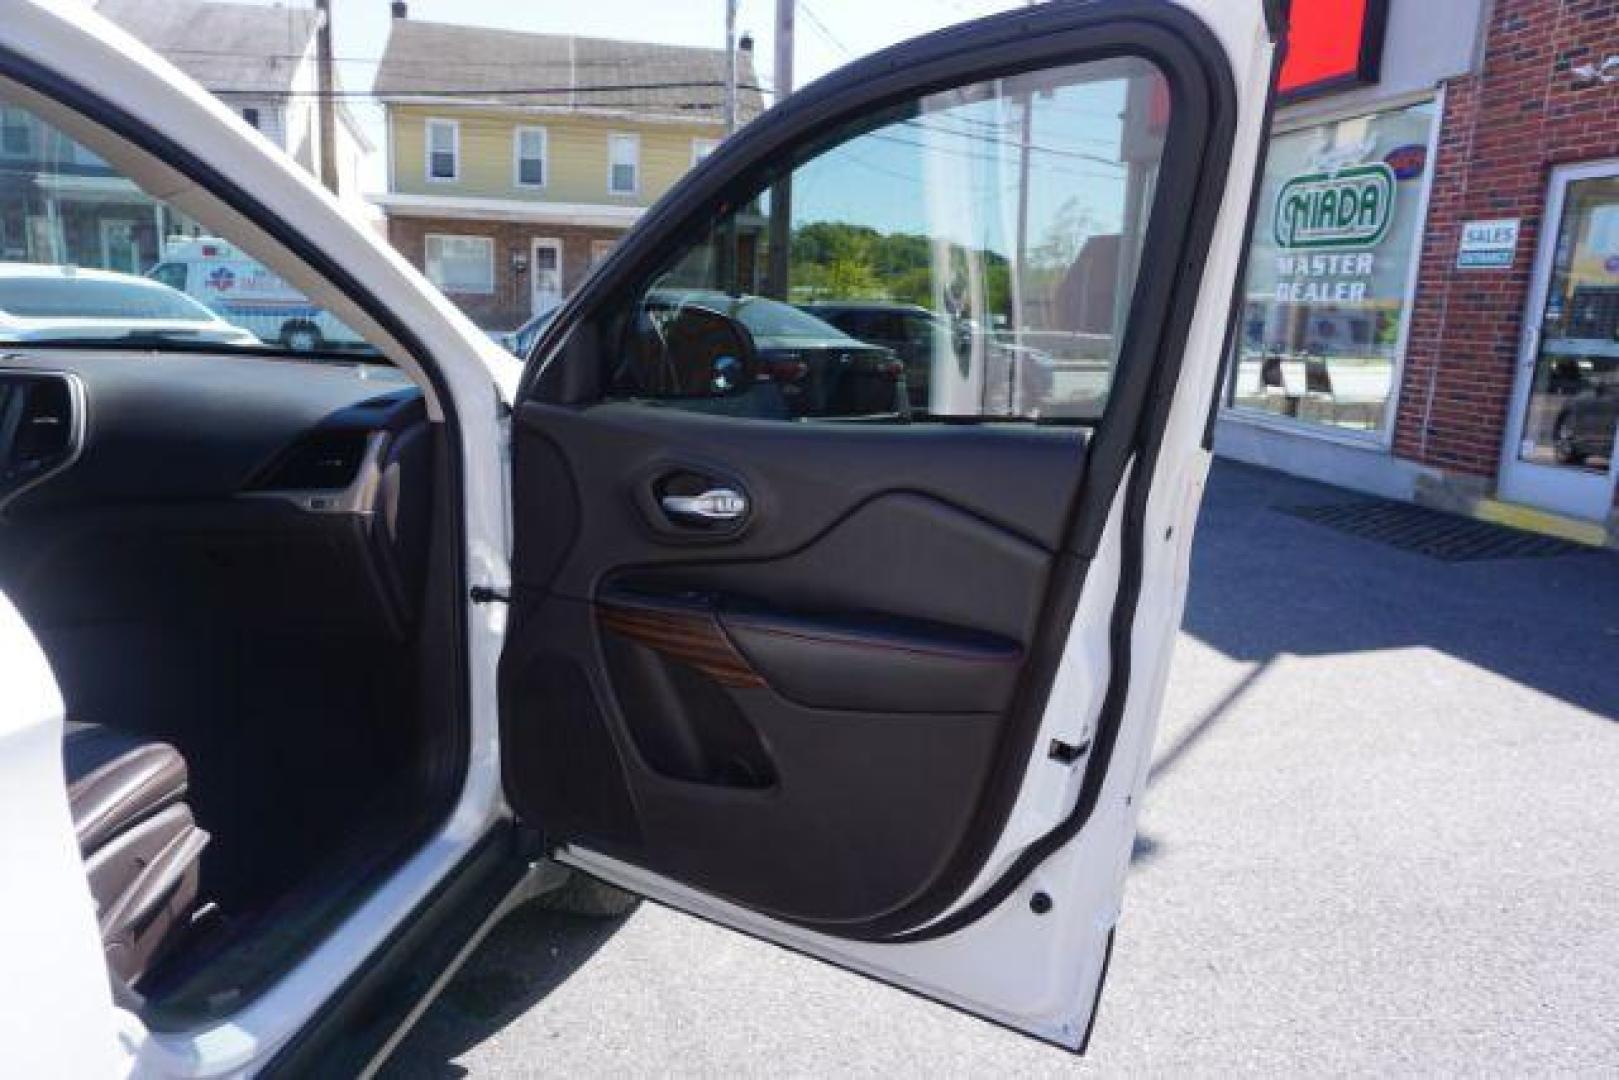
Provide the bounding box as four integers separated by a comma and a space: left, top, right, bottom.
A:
268, 0, 1034, 193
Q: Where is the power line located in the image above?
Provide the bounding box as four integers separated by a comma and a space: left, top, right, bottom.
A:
798, 3, 853, 58
205, 80, 770, 100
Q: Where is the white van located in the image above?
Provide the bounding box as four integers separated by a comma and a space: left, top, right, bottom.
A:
148, 236, 363, 351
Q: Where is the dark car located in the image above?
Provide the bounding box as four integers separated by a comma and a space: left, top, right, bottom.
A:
643, 290, 907, 418
799, 300, 1054, 416
1553, 383, 1618, 465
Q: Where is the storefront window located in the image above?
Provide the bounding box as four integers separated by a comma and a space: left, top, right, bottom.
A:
1227, 100, 1436, 436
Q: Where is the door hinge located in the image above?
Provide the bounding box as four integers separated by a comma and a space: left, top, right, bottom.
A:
469, 585, 510, 604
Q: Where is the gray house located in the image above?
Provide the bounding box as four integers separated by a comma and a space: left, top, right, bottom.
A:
97, 0, 374, 216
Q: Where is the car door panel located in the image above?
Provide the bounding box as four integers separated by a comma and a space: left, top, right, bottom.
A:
502, 401, 1085, 926
499, 0, 1275, 1048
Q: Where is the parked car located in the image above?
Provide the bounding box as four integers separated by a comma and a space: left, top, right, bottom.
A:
491, 305, 559, 358
644, 290, 906, 417
148, 236, 367, 352
800, 299, 1055, 416
0, 263, 259, 346
0, 1, 1275, 1076
1553, 383, 1619, 465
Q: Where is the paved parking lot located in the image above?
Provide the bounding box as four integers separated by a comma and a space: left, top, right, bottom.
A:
384, 461, 1619, 1076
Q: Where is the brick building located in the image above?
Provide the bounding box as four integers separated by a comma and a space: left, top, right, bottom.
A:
1216, 0, 1619, 547
370, 6, 762, 334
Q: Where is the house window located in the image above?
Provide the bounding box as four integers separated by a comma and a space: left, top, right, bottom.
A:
426, 118, 459, 182
241, 108, 261, 130
424, 234, 493, 294
514, 126, 547, 188
608, 133, 640, 194
691, 138, 719, 166
0, 108, 31, 157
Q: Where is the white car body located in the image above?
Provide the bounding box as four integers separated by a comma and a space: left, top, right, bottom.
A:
0, 0, 1276, 1073
0, 263, 259, 346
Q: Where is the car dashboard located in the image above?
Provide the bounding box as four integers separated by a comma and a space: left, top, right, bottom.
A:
0, 350, 434, 641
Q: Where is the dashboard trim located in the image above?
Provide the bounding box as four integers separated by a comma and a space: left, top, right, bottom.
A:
236, 430, 391, 515
0, 368, 87, 519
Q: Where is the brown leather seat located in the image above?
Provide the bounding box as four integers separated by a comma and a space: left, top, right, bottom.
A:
63, 721, 208, 986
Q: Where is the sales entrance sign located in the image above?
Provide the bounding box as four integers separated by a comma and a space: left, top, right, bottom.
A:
1457, 218, 1520, 269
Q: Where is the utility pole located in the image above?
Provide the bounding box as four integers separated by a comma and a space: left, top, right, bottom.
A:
724, 0, 739, 136
314, 0, 340, 194
765, 0, 794, 298
773, 0, 794, 106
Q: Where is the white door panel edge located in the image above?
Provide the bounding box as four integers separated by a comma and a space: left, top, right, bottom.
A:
562, 0, 1274, 1046
924, 0, 1277, 922
0, 591, 123, 1076
2, 3, 513, 1074
924, 459, 1132, 924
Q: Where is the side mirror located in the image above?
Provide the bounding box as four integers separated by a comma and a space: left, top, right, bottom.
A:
657, 303, 761, 398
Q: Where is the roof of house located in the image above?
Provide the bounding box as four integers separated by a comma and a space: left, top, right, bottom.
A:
96, 0, 320, 96
374, 19, 766, 124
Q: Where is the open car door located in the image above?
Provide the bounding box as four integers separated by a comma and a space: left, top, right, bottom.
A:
499, 0, 1277, 1050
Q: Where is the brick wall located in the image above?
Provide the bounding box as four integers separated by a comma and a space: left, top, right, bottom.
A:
1396, 0, 1619, 499
386, 215, 626, 330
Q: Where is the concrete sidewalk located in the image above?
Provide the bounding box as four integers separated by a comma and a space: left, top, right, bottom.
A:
385, 461, 1619, 1076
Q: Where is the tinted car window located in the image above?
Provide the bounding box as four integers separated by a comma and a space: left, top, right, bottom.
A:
600, 55, 1168, 422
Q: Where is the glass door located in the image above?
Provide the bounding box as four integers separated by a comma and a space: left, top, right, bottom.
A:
530, 237, 562, 317
1500, 165, 1619, 520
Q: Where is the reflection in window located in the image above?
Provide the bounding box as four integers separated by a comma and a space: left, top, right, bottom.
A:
1517, 176, 1619, 476
1228, 100, 1436, 435
611, 57, 1168, 422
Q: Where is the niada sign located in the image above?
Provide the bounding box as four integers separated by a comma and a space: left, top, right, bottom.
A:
1273, 162, 1396, 250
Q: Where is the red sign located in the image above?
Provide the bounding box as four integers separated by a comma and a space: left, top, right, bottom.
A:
1278, 0, 1389, 102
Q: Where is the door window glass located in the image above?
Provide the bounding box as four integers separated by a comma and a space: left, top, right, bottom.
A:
600, 56, 1169, 421
1227, 100, 1435, 435
1518, 176, 1619, 476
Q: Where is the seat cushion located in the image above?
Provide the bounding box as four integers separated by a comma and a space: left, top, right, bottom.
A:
63, 721, 205, 986
63, 721, 188, 855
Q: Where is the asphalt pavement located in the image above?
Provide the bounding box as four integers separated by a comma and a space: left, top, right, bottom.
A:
382, 461, 1619, 1076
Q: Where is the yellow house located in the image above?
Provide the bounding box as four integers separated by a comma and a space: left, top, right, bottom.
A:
372, 10, 763, 330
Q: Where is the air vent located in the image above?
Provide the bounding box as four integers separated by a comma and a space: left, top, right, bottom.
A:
11, 376, 73, 466
253, 429, 370, 491
0, 372, 79, 506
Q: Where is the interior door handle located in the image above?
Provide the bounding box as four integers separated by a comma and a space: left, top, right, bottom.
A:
660, 488, 749, 522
